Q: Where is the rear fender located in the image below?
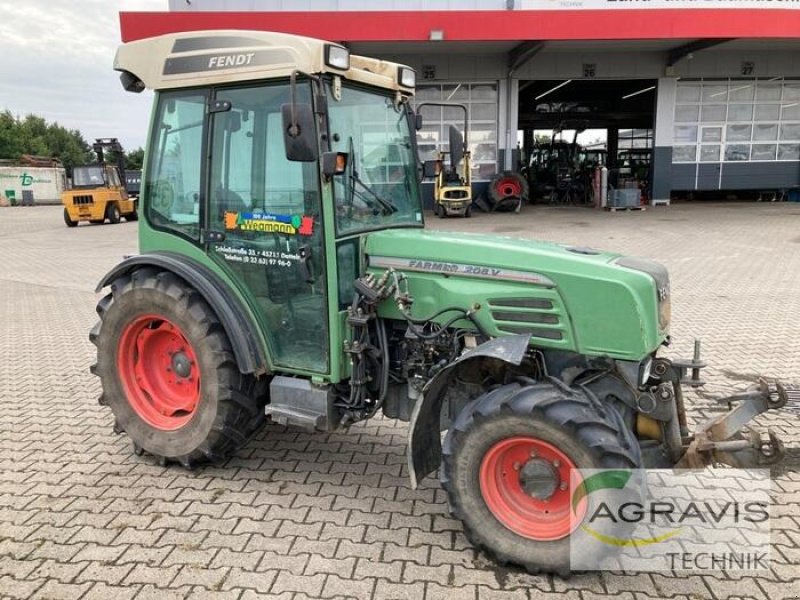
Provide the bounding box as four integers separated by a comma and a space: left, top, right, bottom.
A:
406, 334, 531, 488
96, 252, 269, 376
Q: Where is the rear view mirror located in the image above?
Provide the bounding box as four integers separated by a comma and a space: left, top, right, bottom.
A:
415, 113, 423, 131
422, 160, 441, 178
281, 103, 318, 162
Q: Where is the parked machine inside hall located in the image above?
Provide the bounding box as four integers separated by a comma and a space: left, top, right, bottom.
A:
418, 103, 473, 217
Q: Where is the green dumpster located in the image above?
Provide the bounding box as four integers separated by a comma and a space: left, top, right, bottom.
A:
4, 190, 16, 206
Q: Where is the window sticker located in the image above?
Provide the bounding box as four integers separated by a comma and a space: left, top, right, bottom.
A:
224, 211, 313, 236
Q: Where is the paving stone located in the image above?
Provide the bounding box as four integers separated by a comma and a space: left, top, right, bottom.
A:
425, 582, 478, 600
0, 557, 42, 580
403, 563, 452, 585
133, 584, 192, 600
304, 555, 356, 578
30, 580, 92, 600
0, 576, 44, 599
218, 567, 278, 592
270, 571, 327, 596
82, 582, 140, 600
115, 545, 173, 567
73, 562, 134, 585
320, 574, 375, 598
70, 543, 126, 563
170, 565, 230, 589
373, 579, 426, 600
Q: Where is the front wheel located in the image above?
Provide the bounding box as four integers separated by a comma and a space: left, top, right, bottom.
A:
63, 208, 77, 228
106, 203, 121, 224
90, 269, 265, 467
441, 382, 641, 575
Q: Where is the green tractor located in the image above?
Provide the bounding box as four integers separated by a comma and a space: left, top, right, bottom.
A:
92, 30, 787, 574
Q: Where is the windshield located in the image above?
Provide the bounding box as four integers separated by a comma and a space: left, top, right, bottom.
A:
327, 83, 423, 236
72, 166, 105, 188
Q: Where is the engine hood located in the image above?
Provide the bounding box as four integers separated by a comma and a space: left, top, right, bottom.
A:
365, 228, 621, 281
364, 228, 668, 361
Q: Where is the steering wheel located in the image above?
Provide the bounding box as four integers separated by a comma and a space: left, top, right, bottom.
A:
150, 180, 175, 214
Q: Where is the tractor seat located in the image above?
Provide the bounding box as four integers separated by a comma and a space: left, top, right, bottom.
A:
214, 186, 248, 219
444, 170, 464, 185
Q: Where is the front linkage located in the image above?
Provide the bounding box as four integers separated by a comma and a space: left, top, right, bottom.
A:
660, 342, 787, 469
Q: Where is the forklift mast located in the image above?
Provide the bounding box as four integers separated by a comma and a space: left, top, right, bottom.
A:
92, 138, 126, 183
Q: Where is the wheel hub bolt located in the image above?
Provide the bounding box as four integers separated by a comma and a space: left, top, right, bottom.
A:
519, 458, 560, 501
171, 352, 192, 378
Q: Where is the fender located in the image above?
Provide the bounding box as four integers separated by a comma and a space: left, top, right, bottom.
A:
406, 334, 531, 488
95, 252, 269, 376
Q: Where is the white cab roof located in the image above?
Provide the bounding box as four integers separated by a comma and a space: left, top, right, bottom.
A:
114, 29, 414, 94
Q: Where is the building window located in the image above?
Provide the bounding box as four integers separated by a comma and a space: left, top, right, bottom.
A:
415, 83, 499, 181
673, 78, 800, 163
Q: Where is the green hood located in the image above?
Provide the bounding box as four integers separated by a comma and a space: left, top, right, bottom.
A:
364, 228, 667, 361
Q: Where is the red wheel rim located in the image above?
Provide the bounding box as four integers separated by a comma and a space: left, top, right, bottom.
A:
495, 176, 522, 198
479, 436, 585, 541
117, 314, 201, 431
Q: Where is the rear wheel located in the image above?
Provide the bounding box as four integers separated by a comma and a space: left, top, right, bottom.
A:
488, 171, 529, 206
90, 269, 266, 467
63, 208, 77, 228
441, 381, 641, 575
127, 202, 138, 221
107, 203, 121, 224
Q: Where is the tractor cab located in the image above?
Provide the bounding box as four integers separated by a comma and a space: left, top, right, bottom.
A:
71, 164, 123, 190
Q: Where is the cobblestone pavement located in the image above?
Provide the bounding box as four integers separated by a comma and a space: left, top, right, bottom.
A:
0, 203, 798, 600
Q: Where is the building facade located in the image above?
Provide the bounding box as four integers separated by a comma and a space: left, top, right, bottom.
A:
121, 1, 800, 203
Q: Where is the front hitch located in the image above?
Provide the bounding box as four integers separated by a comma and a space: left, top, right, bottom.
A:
676, 378, 788, 468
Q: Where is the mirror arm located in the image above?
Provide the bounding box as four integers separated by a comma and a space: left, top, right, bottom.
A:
288, 71, 299, 137
287, 70, 324, 139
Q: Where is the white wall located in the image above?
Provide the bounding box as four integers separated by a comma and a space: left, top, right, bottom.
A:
0, 167, 67, 204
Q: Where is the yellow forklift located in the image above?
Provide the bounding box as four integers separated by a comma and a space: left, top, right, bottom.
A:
62, 138, 137, 227
419, 104, 472, 218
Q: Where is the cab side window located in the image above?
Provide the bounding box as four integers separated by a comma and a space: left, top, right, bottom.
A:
146, 90, 207, 240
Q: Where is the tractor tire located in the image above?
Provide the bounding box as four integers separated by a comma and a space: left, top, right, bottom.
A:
441, 381, 641, 575
488, 171, 530, 207
90, 268, 266, 468
127, 204, 138, 222
465, 204, 472, 218
63, 208, 77, 228
107, 203, 121, 224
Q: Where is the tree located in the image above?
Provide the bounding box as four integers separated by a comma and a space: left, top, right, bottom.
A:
125, 147, 145, 170
0, 110, 92, 173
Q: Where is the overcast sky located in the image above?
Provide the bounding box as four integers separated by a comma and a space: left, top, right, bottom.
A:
0, 0, 166, 151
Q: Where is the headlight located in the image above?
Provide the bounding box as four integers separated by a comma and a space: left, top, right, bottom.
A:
398, 67, 416, 89
658, 295, 671, 331
325, 44, 350, 70
640, 357, 653, 386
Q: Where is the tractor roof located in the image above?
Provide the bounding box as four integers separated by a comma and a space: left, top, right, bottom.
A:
114, 29, 414, 95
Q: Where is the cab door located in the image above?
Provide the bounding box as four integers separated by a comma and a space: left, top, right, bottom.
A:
204, 82, 329, 375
